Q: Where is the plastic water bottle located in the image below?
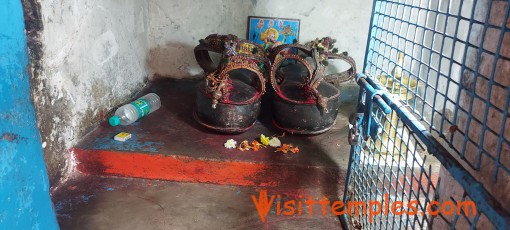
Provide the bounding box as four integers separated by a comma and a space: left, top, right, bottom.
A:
108, 93, 161, 126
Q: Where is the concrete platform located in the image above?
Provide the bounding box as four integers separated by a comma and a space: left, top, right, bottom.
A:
73, 79, 357, 188
52, 175, 343, 230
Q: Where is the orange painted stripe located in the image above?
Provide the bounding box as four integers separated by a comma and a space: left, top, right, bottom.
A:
73, 148, 342, 187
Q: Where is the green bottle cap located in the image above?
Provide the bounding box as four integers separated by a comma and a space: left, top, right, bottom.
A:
109, 116, 121, 126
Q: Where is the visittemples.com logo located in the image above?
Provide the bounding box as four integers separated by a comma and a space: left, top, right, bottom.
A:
251, 190, 477, 223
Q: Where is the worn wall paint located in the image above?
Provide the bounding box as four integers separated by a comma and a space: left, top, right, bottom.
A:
0, 0, 59, 228
147, 0, 372, 78
23, 0, 150, 186
27, 0, 369, 186
147, 0, 254, 78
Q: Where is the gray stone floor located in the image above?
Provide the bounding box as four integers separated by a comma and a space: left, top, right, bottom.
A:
53, 175, 343, 230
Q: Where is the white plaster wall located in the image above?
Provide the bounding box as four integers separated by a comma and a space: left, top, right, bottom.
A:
33, 0, 149, 184
33, 0, 373, 186
252, 0, 372, 74
147, 0, 254, 78
147, 0, 373, 78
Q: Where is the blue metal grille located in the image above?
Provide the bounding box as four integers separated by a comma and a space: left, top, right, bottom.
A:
342, 0, 510, 229
344, 76, 509, 229
346, 95, 441, 229
364, 0, 510, 182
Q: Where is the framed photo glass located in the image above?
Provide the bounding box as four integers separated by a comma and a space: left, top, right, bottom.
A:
247, 16, 300, 51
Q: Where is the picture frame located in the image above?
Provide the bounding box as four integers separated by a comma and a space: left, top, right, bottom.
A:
247, 16, 300, 51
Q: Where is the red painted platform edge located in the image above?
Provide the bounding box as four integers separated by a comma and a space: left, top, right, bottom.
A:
72, 148, 344, 188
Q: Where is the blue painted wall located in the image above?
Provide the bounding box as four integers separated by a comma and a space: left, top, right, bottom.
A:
0, 0, 59, 229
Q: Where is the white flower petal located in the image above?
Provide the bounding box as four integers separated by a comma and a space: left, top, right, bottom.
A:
268, 137, 281, 147
224, 139, 237, 149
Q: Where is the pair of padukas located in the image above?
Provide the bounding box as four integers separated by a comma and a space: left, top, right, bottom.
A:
193, 34, 356, 135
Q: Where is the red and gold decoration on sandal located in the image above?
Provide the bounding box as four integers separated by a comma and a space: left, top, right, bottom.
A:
268, 37, 357, 134
194, 34, 269, 133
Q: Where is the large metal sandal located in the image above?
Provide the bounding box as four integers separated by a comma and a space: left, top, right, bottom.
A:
194, 34, 267, 133
268, 38, 356, 134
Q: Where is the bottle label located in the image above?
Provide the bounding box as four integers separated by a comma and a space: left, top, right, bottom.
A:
131, 99, 151, 118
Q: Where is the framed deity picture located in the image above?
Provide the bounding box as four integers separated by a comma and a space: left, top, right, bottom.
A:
247, 16, 300, 51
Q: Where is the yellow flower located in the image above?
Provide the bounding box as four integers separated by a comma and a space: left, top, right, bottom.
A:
260, 134, 270, 146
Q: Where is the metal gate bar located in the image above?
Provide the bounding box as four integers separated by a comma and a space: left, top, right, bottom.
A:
363, 0, 510, 181
343, 75, 510, 229
344, 80, 439, 229
343, 0, 510, 229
